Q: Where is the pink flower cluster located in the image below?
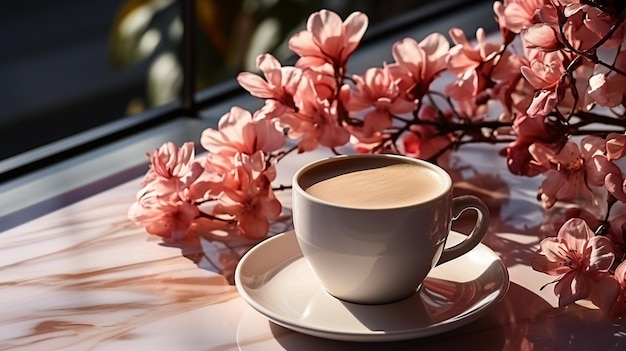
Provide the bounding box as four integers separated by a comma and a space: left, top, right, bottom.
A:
128, 107, 285, 240
129, 1, 626, 315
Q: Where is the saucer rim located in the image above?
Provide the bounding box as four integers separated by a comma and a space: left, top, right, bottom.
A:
235, 230, 510, 342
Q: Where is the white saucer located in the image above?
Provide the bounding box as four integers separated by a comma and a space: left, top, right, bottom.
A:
235, 230, 509, 342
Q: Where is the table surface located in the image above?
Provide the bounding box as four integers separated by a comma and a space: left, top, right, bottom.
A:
1, 144, 625, 351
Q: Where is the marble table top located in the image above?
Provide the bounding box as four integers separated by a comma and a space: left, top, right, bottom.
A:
1, 145, 625, 351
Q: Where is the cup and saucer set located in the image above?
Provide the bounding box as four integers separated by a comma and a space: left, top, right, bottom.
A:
235, 155, 510, 342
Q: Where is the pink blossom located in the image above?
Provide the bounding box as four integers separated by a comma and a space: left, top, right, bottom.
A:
580, 135, 619, 186
213, 152, 281, 239
490, 50, 538, 123
184, 153, 231, 202
141, 141, 205, 199
496, 60, 536, 118
445, 27, 503, 117
297, 99, 350, 152
301, 68, 338, 101
521, 52, 563, 89
288, 10, 368, 72
587, 51, 626, 108
493, 1, 515, 45
563, 3, 625, 50
504, 114, 564, 176
343, 65, 417, 137
529, 138, 607, 208
494, 0, 545, 34
521, 51, 567, 117
593, 133, 626, 202
142, 142, 197, 185
523, 24, 562, 52
279, 77, 350, 152
347, 129, 391, 154
148, 141, 196, 180
200, 106, 285, 157
237, 53, 302, 113
390, 33, 450, 98
531, 218, 619, 313
128, 186, 199, 241
447, 28, 495, 76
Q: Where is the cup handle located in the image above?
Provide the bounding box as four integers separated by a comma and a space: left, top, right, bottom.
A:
437, 195, 490, 265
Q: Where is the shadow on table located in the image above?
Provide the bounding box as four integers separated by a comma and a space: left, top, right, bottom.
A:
237, 281, 625, 351
160, 208, 294, 284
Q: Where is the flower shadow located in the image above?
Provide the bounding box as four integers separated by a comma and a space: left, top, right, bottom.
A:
161, 209, 294, 285
450, 169, 545, 269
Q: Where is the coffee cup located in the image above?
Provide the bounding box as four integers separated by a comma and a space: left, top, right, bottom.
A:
292, 154, 489, 304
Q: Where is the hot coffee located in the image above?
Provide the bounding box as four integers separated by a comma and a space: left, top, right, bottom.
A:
301, 158, 445, 209
292, 154, 489, 304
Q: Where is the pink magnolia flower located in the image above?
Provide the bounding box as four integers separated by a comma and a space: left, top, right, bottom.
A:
445, 27, 503, 118
447, 27, 500, 78
128, 186, 199, 241
504, 114, 564, 176
148, 141, 196, 180
390, 33, 450, 98
184, 153, 232, 202
531, 218, 619, 313
491, 51, 533, 118
279, 77, 350, 152
521, 51, 566, 117
237, 53, 302, 114
342, 65, 417, 137
588, 51, 626, 108
523, 24, 562, 52
141, 142, 200, 186
200, 106, 285, 157
494, 0, 545, 34
590, 133, 626, 203
347, 129, 393, 154
140, 142, 206, 202
562, 2, 625, 50
288, 10, 368, 72
213, 152, 281, 239
529, 137, 608, 208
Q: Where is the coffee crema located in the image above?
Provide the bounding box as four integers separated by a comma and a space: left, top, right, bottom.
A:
302, 160, 445, 209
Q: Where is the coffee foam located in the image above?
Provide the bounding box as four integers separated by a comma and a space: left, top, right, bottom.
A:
301, 158, 446, 209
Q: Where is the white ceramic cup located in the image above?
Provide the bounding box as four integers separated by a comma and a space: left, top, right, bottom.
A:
292, 154, 490, 304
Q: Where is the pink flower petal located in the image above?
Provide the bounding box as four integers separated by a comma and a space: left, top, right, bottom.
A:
559, 218, 593, 252
585, 236, 615, 272
605, 172, 626, 202
606, 133, 626, 160
523, 24, 560, 51
554, 271, 589, 307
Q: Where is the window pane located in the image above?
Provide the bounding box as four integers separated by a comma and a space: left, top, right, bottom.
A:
0, 0, 461, 163
0, 0, 147, 160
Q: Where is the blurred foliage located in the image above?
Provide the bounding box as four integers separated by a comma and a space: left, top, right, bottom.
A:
108, 0, 426, 110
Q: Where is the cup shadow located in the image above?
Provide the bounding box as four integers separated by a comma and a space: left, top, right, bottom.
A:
236, 282, 572, 351
334, 260, 507, 335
